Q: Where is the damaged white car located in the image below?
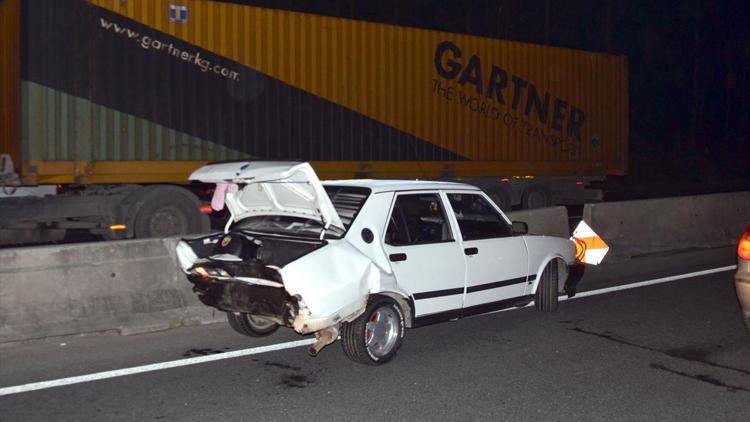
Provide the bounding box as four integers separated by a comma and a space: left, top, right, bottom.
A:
176, 161, 577, 365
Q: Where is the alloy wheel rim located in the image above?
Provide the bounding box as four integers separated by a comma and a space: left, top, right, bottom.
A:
364, 306, 399, 358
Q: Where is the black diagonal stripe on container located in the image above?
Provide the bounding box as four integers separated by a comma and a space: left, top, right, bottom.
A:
23, 0, 465, 162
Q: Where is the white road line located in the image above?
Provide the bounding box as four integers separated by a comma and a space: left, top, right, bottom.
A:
559, 265, 737, 302
0, 338, 315, 397
493, 265, 737, 312
0, 265, 738, 397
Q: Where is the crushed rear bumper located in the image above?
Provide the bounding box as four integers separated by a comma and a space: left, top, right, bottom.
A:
188, 274, 299, 326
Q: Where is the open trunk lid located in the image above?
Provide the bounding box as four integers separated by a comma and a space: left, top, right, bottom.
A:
190, 161, 344, 233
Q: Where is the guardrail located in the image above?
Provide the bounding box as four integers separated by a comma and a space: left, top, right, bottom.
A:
583, 191, 749, 260
0, 238, 222, 343
507, 206, 570, 238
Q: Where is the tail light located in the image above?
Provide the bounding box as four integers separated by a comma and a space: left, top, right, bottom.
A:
199, 204, 213, 214
738, 225, 750, 260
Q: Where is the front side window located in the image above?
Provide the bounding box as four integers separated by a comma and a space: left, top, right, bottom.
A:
385, 194, 453, 246
447, 193, 512, 240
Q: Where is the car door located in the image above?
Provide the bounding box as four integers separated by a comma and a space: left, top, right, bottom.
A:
445, 192, 530, 310
382, 192, 466, 318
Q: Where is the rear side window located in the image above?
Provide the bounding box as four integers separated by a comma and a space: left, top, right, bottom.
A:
323, 186, 371, 231
385, 194, 453, 246
447, 193, 512, 240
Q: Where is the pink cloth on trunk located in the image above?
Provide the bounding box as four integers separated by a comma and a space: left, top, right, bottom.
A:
211, 183, 239, 211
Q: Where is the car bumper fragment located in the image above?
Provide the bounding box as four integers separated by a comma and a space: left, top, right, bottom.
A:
188, 275, 299, 326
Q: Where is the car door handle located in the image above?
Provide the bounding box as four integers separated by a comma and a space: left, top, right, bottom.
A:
389, 253, 407, 262
464, 247, 478, 256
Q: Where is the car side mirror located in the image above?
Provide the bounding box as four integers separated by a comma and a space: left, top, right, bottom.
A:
512, 221, 528, 235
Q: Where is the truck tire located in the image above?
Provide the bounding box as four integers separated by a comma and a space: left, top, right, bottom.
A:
132, 186, 209, 238
521, 185, 553, 209
486, 186, 512, 211
535, 262, 559, 312
341, 297, 405, 365
226, 312, 279, 337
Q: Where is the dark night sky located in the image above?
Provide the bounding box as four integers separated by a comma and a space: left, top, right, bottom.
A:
231, 0, 750, 182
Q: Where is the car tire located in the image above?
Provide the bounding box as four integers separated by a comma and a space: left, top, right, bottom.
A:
341, 297, 405, 365
226, 312, 279, 337
744, 316, 750, 334
535, 262, 559, 312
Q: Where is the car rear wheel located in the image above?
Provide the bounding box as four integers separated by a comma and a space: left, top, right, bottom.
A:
341, 297, 405, 365
535, 262, 559, 312
226, 312, 279, 337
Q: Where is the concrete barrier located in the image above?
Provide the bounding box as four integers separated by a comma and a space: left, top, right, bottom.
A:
583, 191, 750, 260
0, 238, 222, 343
507, 206, 570, 238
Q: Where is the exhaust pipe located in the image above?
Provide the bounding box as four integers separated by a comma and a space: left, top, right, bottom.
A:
307, 326, 339, 357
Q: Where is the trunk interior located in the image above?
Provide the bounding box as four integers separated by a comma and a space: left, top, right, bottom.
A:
185, 230, 326, 269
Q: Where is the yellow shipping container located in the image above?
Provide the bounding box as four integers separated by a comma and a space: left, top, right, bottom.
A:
0, 0, 630, 244
10, 0, 626, 185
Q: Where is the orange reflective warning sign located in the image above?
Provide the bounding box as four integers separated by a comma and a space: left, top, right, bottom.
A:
571, 221, 609, 265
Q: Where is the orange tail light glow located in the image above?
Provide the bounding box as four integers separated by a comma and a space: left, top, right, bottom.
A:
738, 226, 750, 260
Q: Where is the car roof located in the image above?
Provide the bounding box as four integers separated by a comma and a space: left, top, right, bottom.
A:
321, 179, 482, 193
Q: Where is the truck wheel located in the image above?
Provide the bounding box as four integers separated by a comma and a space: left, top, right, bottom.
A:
226, 312, 279, 337
341, 297, 405, 365
535, 262, 559, 312
521, 185, 552, 209
132, 186, 209, 238
487, 186, 512, 211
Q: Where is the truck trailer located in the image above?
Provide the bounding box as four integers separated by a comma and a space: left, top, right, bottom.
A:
0, 0, 628, 245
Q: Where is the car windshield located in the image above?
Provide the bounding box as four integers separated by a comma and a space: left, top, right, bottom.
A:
234, 215, 345, 239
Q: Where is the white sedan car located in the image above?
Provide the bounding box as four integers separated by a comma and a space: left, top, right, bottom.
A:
176, 162, 576, 365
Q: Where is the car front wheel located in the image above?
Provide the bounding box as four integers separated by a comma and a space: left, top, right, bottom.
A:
535, 261, 559, 312
341, 297, 405, 365
226, 312, 279, 337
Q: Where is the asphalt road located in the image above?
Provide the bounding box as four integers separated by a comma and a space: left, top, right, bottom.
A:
1, 248, 748, 422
